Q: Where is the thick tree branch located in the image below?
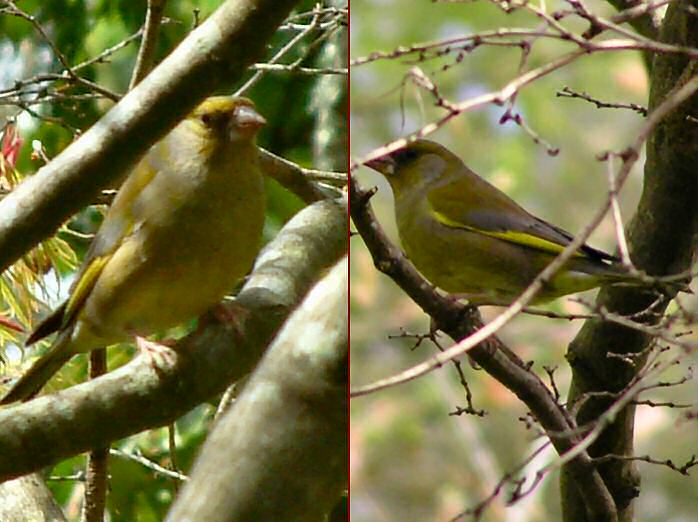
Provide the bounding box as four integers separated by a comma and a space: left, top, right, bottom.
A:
0, 474, 66, 522
0, 197, 347, 481
562, 3, 698, 521
0, 0, 301, 273
167, 258, 347, 521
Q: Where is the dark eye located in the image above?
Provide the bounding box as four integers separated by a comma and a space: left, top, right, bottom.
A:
393, 148, 418, 164
200, 112, 220, 126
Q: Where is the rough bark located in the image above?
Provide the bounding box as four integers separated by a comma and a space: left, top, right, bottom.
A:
561, 3, 698, 521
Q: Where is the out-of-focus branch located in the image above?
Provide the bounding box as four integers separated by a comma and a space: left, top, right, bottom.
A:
0, 0, 301, 274
166, 258, 347, 521
0, 474, 66, 522
129, 0, 168, 89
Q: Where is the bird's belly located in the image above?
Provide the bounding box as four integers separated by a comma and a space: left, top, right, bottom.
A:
401, 222, 605, 303
399, 217, 546, 300
80, 198, 264, 339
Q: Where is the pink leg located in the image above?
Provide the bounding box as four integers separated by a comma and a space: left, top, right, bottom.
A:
135, 336, 177, 369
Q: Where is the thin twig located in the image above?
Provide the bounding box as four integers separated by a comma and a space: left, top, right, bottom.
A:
129, 0, 168, 89
603, 152, 633, 266
235, 4, 323, 95
250, 63, 347, 75
110, 448, 189, 482
557, 86, 647, 116
592, 453, 698, 476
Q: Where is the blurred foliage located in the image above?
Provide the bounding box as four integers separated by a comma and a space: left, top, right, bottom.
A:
350, 0, 697, 521
311, 0, 348, 172
0, 0, 346, 519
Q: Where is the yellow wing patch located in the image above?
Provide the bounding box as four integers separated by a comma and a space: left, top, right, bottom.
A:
432, 210, 585, 258
62, 256, 110, 328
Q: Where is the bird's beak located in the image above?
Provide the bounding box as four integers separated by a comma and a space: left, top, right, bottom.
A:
231, 104, 267, 141
365, 155, 396, 176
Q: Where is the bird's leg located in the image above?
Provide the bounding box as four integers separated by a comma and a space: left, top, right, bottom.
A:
135, 336, 177, 371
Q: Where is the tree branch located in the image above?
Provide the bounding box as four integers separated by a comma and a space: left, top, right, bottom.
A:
0, 197, 347, 481
0, 474, 66, 521
349, 182, 618, 521
129, 0, 168, 89
0, 0, 302, 273
562, 3, 698, 520
166, 258, 347, 521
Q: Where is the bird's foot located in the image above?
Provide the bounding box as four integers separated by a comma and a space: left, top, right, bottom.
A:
135, 336, 177, 373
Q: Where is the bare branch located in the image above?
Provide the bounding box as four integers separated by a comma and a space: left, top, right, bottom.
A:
129, 0, 168, 89
557, 86, 648, 115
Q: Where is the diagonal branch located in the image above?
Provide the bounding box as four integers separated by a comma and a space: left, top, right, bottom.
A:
349, 182, 618, 521
0, 197, 347, 482
0, 0, 302, 274
166, 258, 347, 521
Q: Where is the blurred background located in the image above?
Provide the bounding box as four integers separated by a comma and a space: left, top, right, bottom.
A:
350, 1, 698, 520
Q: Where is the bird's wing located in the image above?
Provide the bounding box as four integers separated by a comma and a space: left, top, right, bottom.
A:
56, 154, 160, 334
426, 174, 617, 263
26, 252, 113, 345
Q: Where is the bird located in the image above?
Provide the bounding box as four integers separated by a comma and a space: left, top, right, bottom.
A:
1, 96, 266, 404
365, 139, 643, 306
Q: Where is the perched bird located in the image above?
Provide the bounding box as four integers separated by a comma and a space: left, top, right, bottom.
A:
366, 139, 640, 305
1, 96, 266, 404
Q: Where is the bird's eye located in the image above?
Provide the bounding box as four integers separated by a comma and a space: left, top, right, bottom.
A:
201, 112, 226, 127
200, 113, 213, 126
394, 148, 418, 164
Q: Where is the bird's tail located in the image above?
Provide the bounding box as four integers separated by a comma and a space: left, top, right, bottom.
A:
1, 333, 74, 404
602, 267, 691, 295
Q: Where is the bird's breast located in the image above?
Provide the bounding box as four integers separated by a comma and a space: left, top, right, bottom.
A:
79, 144, 265, 338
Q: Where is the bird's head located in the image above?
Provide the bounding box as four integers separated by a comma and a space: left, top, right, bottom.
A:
365, 139, 456, 192
189, 96, 266, 144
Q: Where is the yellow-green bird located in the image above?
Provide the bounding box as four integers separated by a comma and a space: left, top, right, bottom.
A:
2, 96, 266, 404
366, 139, 638, 305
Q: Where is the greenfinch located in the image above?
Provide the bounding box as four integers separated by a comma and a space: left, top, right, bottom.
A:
2, 96, 266, 404
366, 139, 639, 305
